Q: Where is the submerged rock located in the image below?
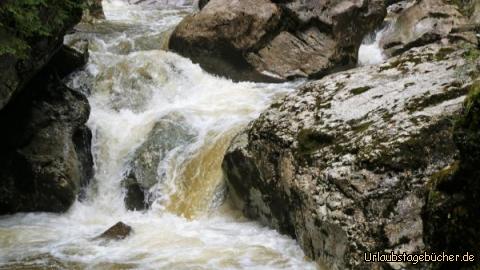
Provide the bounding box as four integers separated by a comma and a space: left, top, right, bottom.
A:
223, 42, 478, 269
169, 0, 386, 82
123, 114, 196, 210
96, 222, 133, 240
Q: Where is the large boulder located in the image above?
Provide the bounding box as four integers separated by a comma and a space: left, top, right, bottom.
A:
0, 71, 93, 214
169, 0, 386, 82
380, 0, 477, 56
0, 1, 93, 214
222, 42, 478, 269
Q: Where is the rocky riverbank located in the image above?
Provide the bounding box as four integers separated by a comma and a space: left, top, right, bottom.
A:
214, 0, 480, 269
169, 0, 386, 82
0, 1, 94, 214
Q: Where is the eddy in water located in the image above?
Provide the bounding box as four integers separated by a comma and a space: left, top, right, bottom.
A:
0, 0, 318, 269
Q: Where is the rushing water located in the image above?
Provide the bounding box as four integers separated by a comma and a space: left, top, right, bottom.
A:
0, 1, 319, 269
358, 27, 387, 66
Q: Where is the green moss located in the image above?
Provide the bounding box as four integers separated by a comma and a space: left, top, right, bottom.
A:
0, 0, 86, 58
435, 47, 455, 61
446, 0, 476, 17
406, 86, 469, 113
351, 121, 373, 133
463, 45, 480, 63
459, 82, 480, 130
380, 54, 426, 73
297, 128, 334, 155
350, 86, 372, 95
428, 162, 460, 191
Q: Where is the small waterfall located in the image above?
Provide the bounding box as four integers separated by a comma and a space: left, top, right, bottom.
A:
0, 1, 318, 269
358, 26, 389, 66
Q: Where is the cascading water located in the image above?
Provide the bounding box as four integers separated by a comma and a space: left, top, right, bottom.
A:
358, 26, 388, 66
0, 1, 319, 269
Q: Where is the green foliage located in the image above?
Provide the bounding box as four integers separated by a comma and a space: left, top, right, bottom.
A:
0, 0, 85, 58
462, 44, 480, 63
462, 82, 480, 130
446, 0, 476, 17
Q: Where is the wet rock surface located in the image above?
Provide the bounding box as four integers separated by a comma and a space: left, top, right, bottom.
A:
0, 71, 92, 214
123, 114, 196, 210
223, 42, 479, 269
96, 222, 133, 240
169, 0, 386, 82
0, 2, 93, 214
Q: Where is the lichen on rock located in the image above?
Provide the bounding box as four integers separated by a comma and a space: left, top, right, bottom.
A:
223, 42, 478, 269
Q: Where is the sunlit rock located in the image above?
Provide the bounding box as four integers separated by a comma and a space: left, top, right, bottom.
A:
169, 0, 386, 82
223, 42, 479, 269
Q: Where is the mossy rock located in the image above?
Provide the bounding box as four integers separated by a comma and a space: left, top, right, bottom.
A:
0, 0, 86, 58
297, 128, 335, 155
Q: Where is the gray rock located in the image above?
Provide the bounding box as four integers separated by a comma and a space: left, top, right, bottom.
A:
123, 114, 196, 210
380, 0, 477, 56
223, 42, 478, 269
169, 0, 386, 82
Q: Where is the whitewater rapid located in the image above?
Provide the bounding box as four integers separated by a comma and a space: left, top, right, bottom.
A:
0, 1, 319, 269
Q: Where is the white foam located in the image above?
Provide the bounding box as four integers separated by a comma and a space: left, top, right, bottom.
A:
358, 28, 388, 66
0, 1, 318, 269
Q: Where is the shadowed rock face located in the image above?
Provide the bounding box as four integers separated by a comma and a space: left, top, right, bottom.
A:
0, 68, 93, 214
0, 2, 93, 214
169, 0, 386, 82
198, 0, 209, 9
424, 82, 480, 270
223, 42, 479, 269
0, 0, 86, 111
